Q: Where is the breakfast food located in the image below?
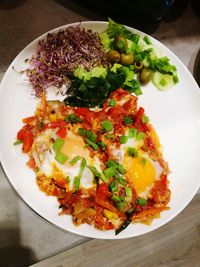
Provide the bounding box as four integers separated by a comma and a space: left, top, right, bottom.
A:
15, 88, 170, 234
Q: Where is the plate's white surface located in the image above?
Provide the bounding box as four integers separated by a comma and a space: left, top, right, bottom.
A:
0, 21, 200, 239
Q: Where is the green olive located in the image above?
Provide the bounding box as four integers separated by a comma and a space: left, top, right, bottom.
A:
120, 53, 134, 65
139, 68, 153, 85
114, 35, 128, 53
134, 61, 144, 71
107, 50, 121, 63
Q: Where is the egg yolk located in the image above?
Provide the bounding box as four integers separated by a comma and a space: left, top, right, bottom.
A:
61, 134, 89, 162
123, 155, 155, 196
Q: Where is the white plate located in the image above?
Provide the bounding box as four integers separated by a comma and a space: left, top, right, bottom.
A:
0, 21, 200, 239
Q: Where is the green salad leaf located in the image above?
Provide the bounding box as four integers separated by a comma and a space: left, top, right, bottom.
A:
64, 63, 142, 108
106, 18, 140, 44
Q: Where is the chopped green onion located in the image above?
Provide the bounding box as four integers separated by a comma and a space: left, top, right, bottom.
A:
101, 120, 113, 132
100, 172, 109, 183
55, 151, 68, 164
85, 130, 97, 142
109, 180, 118, 192
136, 197, 147, 206
88, 166, 101, 184
88, 166, 101, 177
52, 138, 65, 153
117, 164, 126, 174
125, 187, 132, 197
112, 195, 121, 202
128, 128, 138, 138
104, 166, 116, 178
119, 135, 128, 144
115, 173, 127, 185
13, 140, 23, 145
136, 132, 146, 140
127, 147, 138, 157
143, 35, 152, 45
38, 120, 44, 129
85, 138, 99, 150
142, 115, 149, 123
79, 158, 87, 177
116, 201, 127, 211
69, 156, 81, 166
123, 116, 133, 125
74, 176, 81, 191
134, 88, 142, 96
66, 113, 82, 123
98, 141, 106, 150
73, 158, 87, 191
78, 127, 86, 136
105, 133, 115, 139
109, 99, 116, 107
106, 160, 117, 168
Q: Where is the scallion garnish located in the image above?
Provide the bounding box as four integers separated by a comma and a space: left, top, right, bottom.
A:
119, 135, 128, 144
115, 175, 127, 186
111, 195, 121, 202
66, 113, 82, 123
117, 164, 126, 174
101, 120, 113, 132
52, 138, 65, 153
69, 155, 81, 166
125, 187, 132, 197
109, 180, 118, 192
85, 130, 97, 142
100, 172, 109, 183
116, 201, 127, 211
13, 140, 23, 145
127, 147, 138, 157
141, 115, 149, 123
104, 166, 116, 178
128, 128, 137, 138
106, 160, 117, 168
109, 99, 116, 107
105, 133, 115, 139
85, 138, 99, 150
79, 158, 87, 177
136, 197, 147, 206
134, 88, 143, 96
74, 176, 81, 191
78, 127, 86, 136
98, 141, 106, 150
55, 151, 68, 164
123, 116, 133, 125
136, 132, 146, 140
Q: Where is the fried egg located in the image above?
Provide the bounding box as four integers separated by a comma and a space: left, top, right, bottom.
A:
110, 129, 163, 199
32, 129, 102, 190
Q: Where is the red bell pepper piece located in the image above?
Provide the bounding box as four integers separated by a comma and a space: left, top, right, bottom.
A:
22, 130, 33, 153
56, 127, 67, 139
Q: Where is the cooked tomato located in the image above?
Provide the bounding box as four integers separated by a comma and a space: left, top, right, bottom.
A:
22, 130, 33, 153
56, 127, 67, 139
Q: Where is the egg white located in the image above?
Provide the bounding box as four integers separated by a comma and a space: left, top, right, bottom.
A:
32, 129, 102, 190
